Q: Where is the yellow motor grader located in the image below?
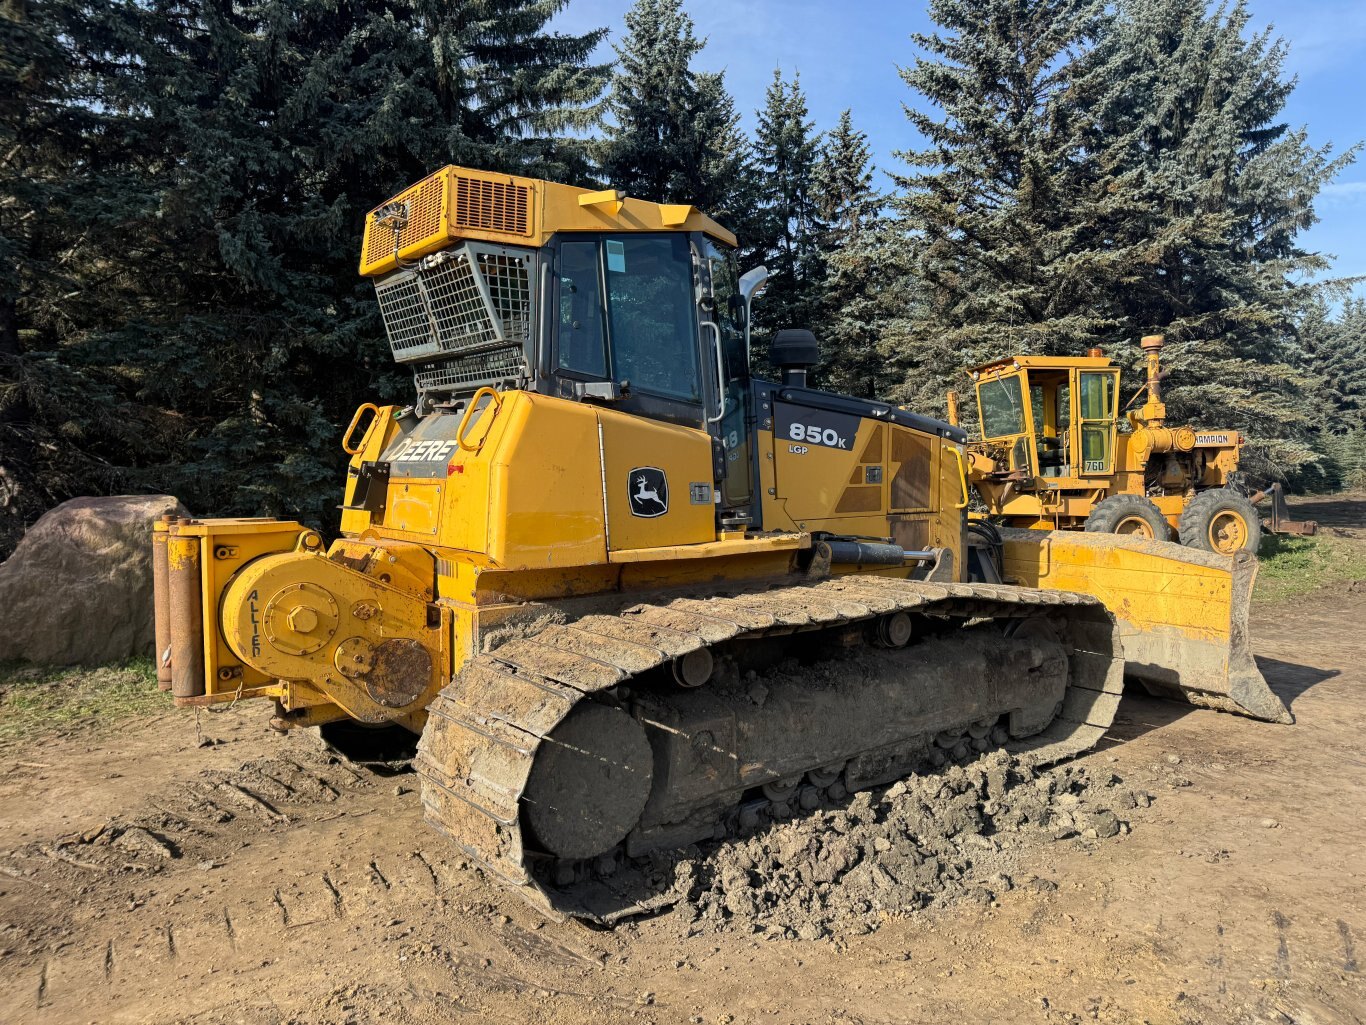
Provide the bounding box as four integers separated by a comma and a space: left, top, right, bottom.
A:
153, 165, 1290, 919
950, 335, 1317, 554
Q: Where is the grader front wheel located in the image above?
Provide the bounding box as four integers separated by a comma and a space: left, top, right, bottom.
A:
1084, 494, 1169, 541
1179, 488, 1262, 555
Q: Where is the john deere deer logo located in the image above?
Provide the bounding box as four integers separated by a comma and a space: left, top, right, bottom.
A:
628, 467, 668, 518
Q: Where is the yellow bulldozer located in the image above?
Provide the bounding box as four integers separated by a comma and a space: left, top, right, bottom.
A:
949, 335, 1318, 554
152, 165, 1290, 919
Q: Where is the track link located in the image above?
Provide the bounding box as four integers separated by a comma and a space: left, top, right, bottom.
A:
415, 577, 1123, 916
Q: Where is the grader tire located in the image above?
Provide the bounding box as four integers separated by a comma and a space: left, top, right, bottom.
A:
1179, 488, 1262, 555
1084, 494, 1170, 541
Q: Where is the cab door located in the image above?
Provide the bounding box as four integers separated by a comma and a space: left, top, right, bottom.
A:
1072, 368, 1120, 476
975, 370, 1036, 476
548, 232, 718, 552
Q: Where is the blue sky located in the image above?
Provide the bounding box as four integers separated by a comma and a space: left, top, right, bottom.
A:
554, 0, 1366, 300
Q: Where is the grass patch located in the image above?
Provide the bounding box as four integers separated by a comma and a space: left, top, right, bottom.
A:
0, 657, 173, 747
1255, 534, 1366, 604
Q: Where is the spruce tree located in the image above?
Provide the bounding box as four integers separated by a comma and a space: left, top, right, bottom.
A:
1079, 0, 1357, 473
750, 70, 823, 369
884, 0, 1108, 415
600, 0, 704, 201
599, 0, 753, 229
1300, 298, 1366, 487
885, 0, 1356, 471
685, 71, 758, 242
8, 0, 608, 544
811, 110, 886, 397
1301, 297, 1366, 425
0, 0, 116, 553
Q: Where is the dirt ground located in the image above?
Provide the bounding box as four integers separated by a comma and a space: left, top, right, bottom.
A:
2, 501, 1364, 1025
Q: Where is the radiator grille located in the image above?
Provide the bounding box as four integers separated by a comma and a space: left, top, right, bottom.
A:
413, 348, 525, 393
454, 176, 530, 235
363, 174, 446, 270
373, 242, 533, 392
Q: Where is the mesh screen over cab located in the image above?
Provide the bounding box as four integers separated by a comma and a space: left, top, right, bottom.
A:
372, 242, 534, 394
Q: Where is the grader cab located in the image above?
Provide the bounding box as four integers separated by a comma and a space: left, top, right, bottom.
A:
954, 335, 1315, 554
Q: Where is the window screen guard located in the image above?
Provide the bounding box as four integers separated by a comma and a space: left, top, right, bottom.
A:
373, 241, 535, 394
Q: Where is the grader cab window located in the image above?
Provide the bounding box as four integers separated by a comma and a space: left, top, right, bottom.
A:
978, 375, 1026, 440
978, 373, 1034, 475
1077, 370, 1118, 475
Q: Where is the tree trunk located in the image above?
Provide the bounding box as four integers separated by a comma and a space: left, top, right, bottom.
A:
0, 291, 36, 557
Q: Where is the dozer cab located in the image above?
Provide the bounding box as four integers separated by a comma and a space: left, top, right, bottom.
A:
153, 166, 1290, 920
952, 336, 1316, 554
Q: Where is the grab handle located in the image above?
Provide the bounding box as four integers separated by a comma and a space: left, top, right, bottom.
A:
456, 387, 503, 452
950, 446, 970, 510
342, 403, 382, 456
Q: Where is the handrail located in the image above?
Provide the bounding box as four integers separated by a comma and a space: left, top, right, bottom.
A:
456, 387, 503, 452
950, 445, 970, 510
342, 403, 382, 456
701, 321, 725, 424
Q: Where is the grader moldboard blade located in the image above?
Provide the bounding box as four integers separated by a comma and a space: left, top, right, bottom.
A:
997, 527, 1292, 724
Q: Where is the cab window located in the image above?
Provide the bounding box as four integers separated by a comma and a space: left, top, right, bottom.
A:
979, 375, 1026, 439
557, 240, 607, 377
707, 242, 752, 507
603, 234, 701, 401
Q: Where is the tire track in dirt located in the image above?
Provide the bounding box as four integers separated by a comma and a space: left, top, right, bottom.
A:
3, 534, 1366, 1024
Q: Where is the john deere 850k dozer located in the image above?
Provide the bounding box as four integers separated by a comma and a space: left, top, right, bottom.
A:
153, 166, 1290, 918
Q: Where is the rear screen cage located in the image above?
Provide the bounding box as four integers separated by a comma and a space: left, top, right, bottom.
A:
373, 241, 536, 396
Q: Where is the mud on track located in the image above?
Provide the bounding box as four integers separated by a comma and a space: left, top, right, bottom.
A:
1, 556, 1365, 1023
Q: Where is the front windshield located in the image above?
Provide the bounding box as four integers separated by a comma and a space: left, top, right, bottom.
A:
979, 375, 1026, 438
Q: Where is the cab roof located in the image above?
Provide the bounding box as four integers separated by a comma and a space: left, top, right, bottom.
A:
968, 354, 1115, 376
361, 165, 738, 277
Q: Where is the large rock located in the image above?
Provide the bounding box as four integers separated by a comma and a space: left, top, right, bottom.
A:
0, 495, 189, 666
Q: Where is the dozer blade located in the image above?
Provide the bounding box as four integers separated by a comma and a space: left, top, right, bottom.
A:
997, 528, 1292, 724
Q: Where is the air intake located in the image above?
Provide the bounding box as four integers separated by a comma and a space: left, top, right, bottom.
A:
453, 175, 530, 235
